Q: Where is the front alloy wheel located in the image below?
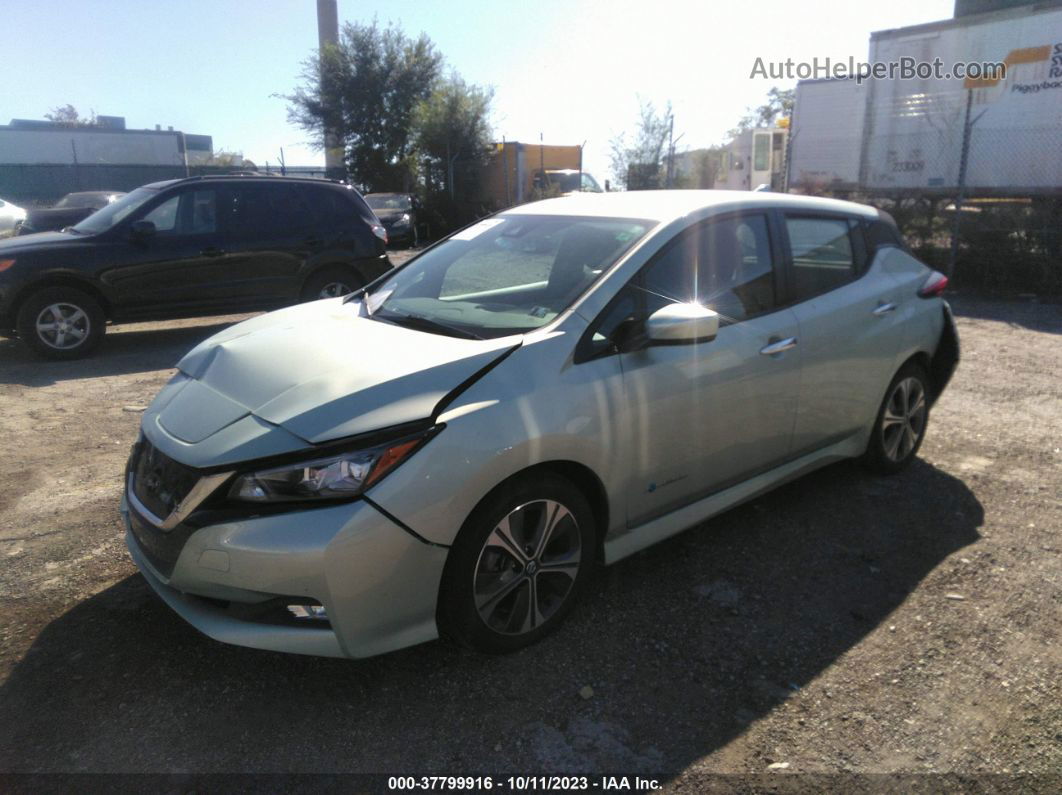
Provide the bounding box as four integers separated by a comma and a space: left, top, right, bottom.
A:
473, 500, 582, 635
440, 474, 595, 653
35, 302, 91, 350
16, 286, 105, 360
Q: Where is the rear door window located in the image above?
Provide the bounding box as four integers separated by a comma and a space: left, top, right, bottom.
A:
784, 216, 858, 302
228, 183, 313, 240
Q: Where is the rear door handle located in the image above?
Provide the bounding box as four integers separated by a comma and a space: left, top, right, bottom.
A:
200, 247, 225, 258
872, 301, 897, 316
760, 337, 798, 356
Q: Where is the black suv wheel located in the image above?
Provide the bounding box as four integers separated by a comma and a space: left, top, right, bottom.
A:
16, 286, 105, 360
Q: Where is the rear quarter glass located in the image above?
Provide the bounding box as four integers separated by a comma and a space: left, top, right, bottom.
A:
347, 190, 379, 225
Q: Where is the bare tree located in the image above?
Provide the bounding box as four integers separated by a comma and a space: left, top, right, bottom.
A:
609, 99, 674, 190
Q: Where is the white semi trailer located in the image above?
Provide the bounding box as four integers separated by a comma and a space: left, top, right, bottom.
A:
789, 1, 1062, 195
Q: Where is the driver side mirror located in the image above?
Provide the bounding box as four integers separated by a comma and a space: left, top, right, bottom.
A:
130, 220, 156, 240
645, 303, 719, 344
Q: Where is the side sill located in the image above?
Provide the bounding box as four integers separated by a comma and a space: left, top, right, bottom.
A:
603, 435, 864, 565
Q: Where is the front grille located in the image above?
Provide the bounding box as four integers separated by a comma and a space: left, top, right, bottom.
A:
128, 507, 197, 578
131, 438, 200, 521
126, 438, 204, 578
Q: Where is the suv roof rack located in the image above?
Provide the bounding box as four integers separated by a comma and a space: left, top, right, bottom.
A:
171, 174, 349, 186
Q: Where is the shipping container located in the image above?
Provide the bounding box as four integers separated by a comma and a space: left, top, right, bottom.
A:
481, 141, 583, 208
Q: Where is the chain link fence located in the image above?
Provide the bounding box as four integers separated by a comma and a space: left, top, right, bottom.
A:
790, 111, 1062, 295
0, 163, 267, 206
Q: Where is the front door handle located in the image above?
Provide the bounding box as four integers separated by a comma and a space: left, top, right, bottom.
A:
760, 337, 798, 356
872, 301, 898, 316
200, 247, 225, 258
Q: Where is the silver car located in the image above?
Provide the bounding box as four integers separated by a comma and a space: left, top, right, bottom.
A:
122, 191, 958, 658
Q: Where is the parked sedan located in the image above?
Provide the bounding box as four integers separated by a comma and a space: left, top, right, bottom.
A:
122, 191, 958, 659
364, 192, 419, 247
16, 190, 125, 236
0, 196, 26, 235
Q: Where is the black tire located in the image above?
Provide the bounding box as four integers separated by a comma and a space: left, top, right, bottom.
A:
299, 267, 363, 302
862, 361, 932, 475
16, 286, 105, 360
438, 473, 597, 654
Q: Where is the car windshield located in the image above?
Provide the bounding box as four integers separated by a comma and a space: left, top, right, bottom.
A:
548, 173, 581, 192
363, 215, 652, 339
366, 194, 412, 211
70, 188, 158, 234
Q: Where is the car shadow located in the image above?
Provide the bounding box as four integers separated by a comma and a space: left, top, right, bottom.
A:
0, 320, 245, 386
948, 293, 1062, 335
0, 459, 982, 776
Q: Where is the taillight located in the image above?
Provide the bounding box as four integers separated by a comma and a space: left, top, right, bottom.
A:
371, 223, 388, 245
918, 270, 948, 298
0, 259, 15, 273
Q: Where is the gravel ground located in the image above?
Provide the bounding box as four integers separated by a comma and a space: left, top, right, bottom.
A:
0, 279, 1059, 788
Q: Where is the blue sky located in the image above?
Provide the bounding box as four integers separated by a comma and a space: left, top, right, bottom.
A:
5, 0, 954, 181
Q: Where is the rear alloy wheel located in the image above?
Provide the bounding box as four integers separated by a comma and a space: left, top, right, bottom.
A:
439, 474, 595, 653
16, 286, 105, 360
863, 362, 930, 474
300, 268, 363, 302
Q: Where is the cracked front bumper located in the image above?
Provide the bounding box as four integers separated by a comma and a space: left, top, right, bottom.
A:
122, 494, 449, 659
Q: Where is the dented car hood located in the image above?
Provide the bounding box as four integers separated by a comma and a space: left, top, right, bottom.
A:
143, 298, 518, 464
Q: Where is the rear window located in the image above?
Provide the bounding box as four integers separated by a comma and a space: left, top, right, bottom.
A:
785, 216, 857, 301
229, 183, 313, 237
307, 185, 376, 227
865, 219, 907, 253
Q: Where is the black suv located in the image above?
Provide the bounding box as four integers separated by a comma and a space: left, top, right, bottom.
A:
0, 175, 392, 359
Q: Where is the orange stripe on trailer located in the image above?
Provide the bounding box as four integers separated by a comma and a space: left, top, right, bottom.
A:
964, 45, 1051, 88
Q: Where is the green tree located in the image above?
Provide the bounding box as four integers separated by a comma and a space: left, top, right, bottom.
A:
726, 87, 794, 140
283, 19, 443, 191
44, 105, 98, 127
608, 99, 673, 190
208, 149, 251, 168
412, 74, 493, 199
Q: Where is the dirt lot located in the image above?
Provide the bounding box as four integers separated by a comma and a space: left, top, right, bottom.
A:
0, 280, 1059, 787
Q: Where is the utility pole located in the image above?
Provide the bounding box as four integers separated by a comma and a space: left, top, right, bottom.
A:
948, 90, 986, 277
665, 115, 674, 188
316, 0, 343, 179
502, 137, 510, 206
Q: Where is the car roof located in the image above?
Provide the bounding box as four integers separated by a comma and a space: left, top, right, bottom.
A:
140, 175, 350, 191
64, 190, 124, 198
365, 192, 410, 198
502, 190, 879, 223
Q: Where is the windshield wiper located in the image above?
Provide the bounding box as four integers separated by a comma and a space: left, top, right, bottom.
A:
373, 309, 483, 340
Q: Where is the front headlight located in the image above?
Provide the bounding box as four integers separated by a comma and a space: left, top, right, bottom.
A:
394, 213, 411, 227
229, 428, 438, 503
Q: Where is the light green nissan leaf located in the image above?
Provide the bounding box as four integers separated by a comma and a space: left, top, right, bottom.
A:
122, 190, 959, 658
